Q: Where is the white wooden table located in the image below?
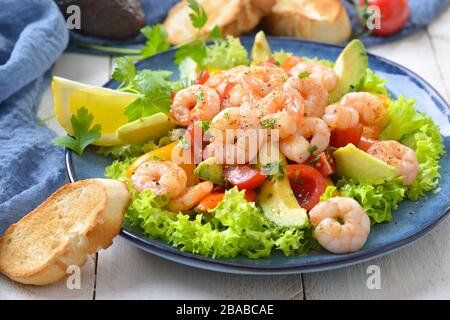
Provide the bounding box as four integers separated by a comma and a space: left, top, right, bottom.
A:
1, 8, 449, 300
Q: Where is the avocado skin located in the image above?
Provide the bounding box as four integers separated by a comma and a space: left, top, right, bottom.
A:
194, 157, 224, 185
334, 144, 397, 185
329, 39, 369, 103
55, 0, 146, 40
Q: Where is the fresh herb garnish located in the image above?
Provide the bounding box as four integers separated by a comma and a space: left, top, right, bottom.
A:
223, 112, 230, 120
294, 169, 304, 185
188, 0, 208, 29
196, 120, 211, 132
298, 71, 310, 79
308, 144, 318, 154
112, 66, 174, 122
196, 90, 205, 101
260, 118, 277, 129
140, 24, 171, 59
310, 154, 321, 167
177, 135, 191, 150
152, 156, 166, 161
262, 162, 284, 180
52, 107, 101, 156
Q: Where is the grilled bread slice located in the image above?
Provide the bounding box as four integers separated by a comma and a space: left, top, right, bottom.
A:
263, 0, 352, 44
0, 179, 131, 285
163, 0, 276, 45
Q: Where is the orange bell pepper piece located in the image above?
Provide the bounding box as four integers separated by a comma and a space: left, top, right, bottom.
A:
126, 142, 199, 186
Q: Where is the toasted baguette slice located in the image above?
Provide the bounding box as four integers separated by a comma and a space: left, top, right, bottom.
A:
163, 0, 276, 45
0, 179, 131, 285
263, 0, 352, 44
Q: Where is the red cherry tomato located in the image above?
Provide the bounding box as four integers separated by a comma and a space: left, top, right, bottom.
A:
280, 56, 302, 73
308, 151, 336, 177
330, 124, 363, 148
361, 0, 409, 36
357, 136, 376, 152
287, 165, 327, 211
196, 70, 210, 85
223, 166, 267, 190
244, 189, 257, 202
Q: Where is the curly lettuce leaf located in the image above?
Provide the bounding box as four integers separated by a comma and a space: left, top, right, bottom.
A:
336, 178, 406, 224
104, 157, 315, 258
360, 69, 388, 95
381, 96, 445, 200
202, 36, 249, 70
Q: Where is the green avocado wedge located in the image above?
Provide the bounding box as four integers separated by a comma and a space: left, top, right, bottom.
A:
194, 157, 224, 185
334, 144, 398, 185
329, 39, 369, 103
116, 113, 176, 145
257, 150, 309, 228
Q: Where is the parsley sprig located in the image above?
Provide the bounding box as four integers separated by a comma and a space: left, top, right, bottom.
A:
52, 107, 102, 155
112, 59, 174, 122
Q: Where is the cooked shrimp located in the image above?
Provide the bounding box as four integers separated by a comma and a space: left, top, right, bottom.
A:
204, 66, 249, 96
291, 60, 337, 92
280, 117, 330, 163
260, 109, 297, 139
256, 88, 305, 120
284, 77, 328, 118
340, 92, 388, 128
170, 84, 221, 126
309, 197, 371, 254
166, 181, 214, 212
322, 103, 360, 130
131, 161, 187, 197
367, 140, 419, 185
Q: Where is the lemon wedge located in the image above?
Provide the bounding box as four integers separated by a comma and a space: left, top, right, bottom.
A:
116, 113, 176, 145
52, 76, 138, 146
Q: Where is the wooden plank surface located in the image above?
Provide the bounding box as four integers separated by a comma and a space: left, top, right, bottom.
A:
303, 23, 450, 299
2, 7, 449, 299
0, 53, 110, 300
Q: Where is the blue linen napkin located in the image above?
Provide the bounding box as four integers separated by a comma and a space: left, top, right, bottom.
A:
0, 0, 449, 235
0, 0, 69, 234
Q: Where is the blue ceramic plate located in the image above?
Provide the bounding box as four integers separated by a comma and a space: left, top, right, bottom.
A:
66, 38, 450, 274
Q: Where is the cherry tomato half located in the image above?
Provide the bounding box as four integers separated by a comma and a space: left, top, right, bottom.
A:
330, 124, 363, 148
361, 0, 409, 36
308, 151, 336, 177
287, 165, 327, 211
223, 166, 267, 190
196, 70, 210, 85
357, 136, 376, 152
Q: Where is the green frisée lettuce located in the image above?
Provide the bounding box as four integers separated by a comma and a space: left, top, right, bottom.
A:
321, 96, 445, 225
202, 36, 249, 70
360, 69, 388, 95
105, 159, 315, 258
381, 96, 445, 200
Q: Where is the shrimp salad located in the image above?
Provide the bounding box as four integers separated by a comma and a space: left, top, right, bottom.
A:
102, 36, 445, 258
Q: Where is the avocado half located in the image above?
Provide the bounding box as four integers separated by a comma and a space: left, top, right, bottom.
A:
328, 39, 369, 103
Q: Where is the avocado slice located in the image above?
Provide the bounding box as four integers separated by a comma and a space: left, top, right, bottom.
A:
251, 31, 272, 66
116, 113, 176, 145
194, 157, 224, 184
257, 152, 309, 228
328, 39, 368, 103
334, 144, 397, 184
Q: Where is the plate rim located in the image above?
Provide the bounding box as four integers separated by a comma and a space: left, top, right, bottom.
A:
64, 37, 450, 274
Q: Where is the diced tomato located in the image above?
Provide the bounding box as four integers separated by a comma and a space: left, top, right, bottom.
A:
287, 165, 328, 211
330, 124, 363, 148
281, 56, 302, 73
260, 56, 278, 67
223, 165, 267, 190
196, 70, 210, 85
357, 136, 376, 152
244, 189, 257, 202
222, 82, 237, 100
311, 152, 336, 177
